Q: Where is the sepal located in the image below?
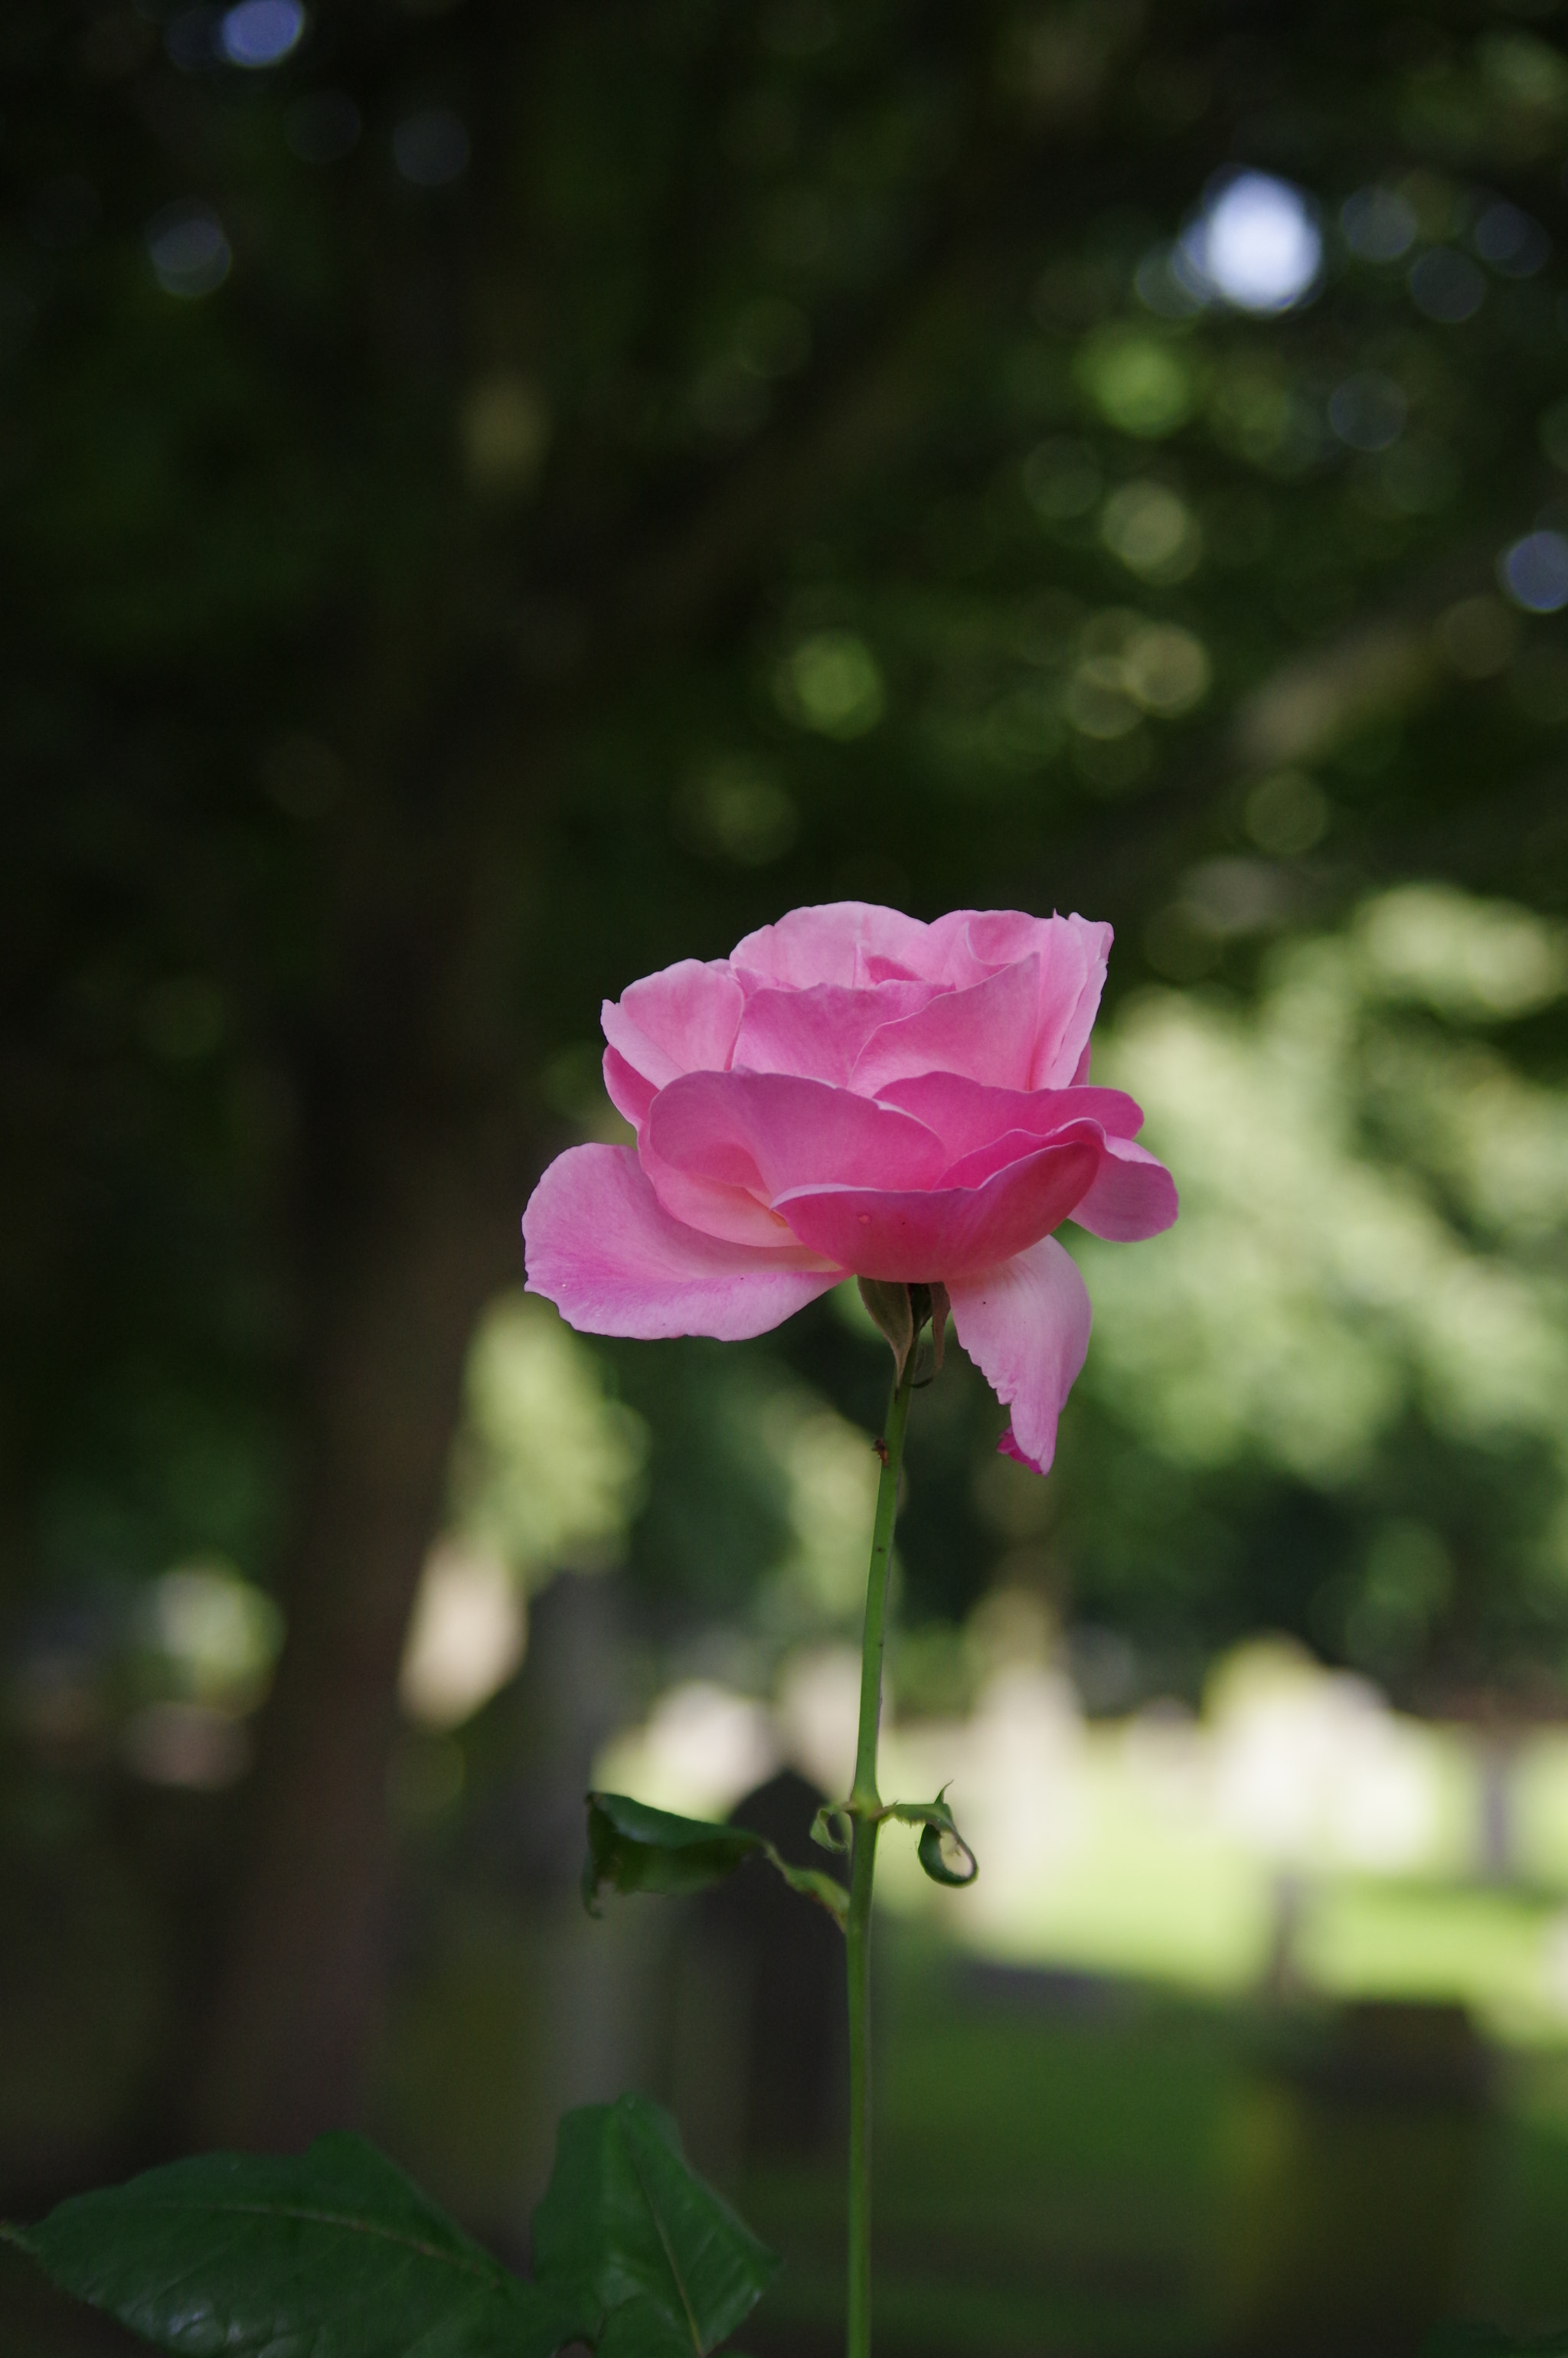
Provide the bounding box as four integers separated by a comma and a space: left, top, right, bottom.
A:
885, 1789, 978, 1887
856, 1277, 915, 1379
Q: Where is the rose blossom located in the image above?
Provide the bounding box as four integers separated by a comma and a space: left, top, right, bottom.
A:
523, 903, 1175, 1473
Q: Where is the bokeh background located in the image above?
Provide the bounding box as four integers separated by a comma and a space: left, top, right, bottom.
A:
8, 2, 1568, 2351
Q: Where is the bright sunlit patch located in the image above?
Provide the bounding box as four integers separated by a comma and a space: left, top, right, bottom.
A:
1122, 622, 1211, 716
1099, 480, 1202, 583
760, 1393, 882, 1617
1075, 325, 1194, 439
1207, 1643, 1441, 1874
1181, 171, 1321, 313
125, 1560, 283, 1788
593, 1681, 779, 1820
398, 1542, 524, 1729
776, 1644, 862, 1798
218, 0, 304, 67
1360, 883, 1568, 1018
1076, 882, 1568, 1493
143, 1561, 283, 1710
452, 1292, 648, 1577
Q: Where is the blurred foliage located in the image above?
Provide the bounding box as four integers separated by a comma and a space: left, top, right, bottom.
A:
8, 0, 1568, 2119
450, 1294, 648, 1582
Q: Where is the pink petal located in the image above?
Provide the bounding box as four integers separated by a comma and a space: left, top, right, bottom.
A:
773, 1136, 1101, 1282
647, 1070, 948, 1199
938, 1119, 1106, 1191
635, 1156, 802, 1249
523, 1144, 841, 1340
600, 959, 744, 1090
851, 957, 1042, 1094
732, 903, 942, 989
1070, 1137, 1178, 1242
875, 1072, 1143, 1162
1031, 916, 1113, 1089
603, 1046, 656, 1128
731, 980, 940, 1086
948, 1238, 1093, 1475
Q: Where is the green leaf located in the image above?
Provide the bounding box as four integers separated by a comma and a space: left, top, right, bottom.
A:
584, 1793, 847, 1927
584, 1791, 767, 1908
532, 2095, 780, 2356
886, 1791, 978, 1888
12, 2133, 586, 2358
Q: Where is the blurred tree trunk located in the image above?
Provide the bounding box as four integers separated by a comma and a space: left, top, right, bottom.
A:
189, 1107, 527, 2151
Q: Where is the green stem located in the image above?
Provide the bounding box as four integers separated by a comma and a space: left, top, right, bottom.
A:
846, 1348, 916, 2358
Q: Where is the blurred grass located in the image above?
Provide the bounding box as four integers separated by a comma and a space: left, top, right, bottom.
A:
738, 1932, 1568, 2358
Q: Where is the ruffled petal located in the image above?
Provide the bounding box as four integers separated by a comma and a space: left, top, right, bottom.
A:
522, 1144, 841, 1340
851, 957, 1041, 1094
1031, 916, 1112, 1089
773, 1135, 1100, 1282
1070, 1136, 1178, 1242
600, 959, 744, 1091
603, 1046, 657, 1128
647, 1069, 948, 1200
874, 1072, 1143, 1162
939, 1125, 1102, 1190
731, 903, 942, 989
948, 1237, 1093, 1475
635, 1155, 799, 1249
731, 979, 939, 1086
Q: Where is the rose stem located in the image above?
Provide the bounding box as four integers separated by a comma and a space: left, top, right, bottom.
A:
845, 1339, 916, 2358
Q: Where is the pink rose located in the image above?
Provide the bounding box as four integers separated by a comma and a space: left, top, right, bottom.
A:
523, 902, 1175, 1474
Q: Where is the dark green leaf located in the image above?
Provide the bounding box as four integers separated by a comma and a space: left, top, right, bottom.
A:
532, 2095, 779, 2356
855, 1278, 914, 1380
886, 1793, 978, 1888
597, 2295, 699, 2357
13, 2134, 585, 2358
583, 1791, 767, 1909
584, 1793, 846, 1926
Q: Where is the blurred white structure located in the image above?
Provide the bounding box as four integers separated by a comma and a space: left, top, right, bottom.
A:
1209, 1641, 1439, 1874
593, 1681, 779, 1821
399, 1543, 525, 1730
